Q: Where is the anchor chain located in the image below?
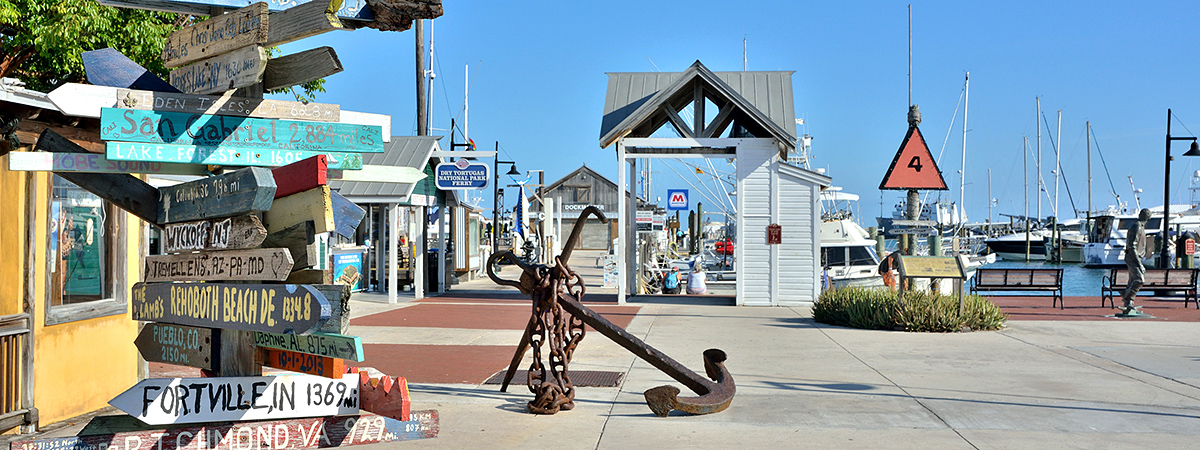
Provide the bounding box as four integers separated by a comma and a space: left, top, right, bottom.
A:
525, 258, 587, 414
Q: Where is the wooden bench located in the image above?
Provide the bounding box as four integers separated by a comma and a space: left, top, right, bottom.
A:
1100, 268, 1199, 309
970, 268, 1065, 309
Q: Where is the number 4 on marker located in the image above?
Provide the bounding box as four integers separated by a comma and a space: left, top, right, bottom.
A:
907, 156, 923, 172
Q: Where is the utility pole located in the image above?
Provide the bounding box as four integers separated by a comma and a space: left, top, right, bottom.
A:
416, 20, 426, 136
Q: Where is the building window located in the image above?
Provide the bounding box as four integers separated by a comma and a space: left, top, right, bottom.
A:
44, 175, 127, 325
573, 186, 591, 203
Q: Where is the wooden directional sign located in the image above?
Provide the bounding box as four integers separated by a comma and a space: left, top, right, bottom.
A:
81, 47, 179, 93
329, 164, 427, 183
100, 0, 376, 21
34, 130, 161, 225
134, 323, 215, 371
10, 410, 439, 450
163, 215, 268, 253
109, 373, 359, 425
263, 46, 344, 92
100, 108, 383, 153
264, 186, 335, 235
162, 3, 269, 68
273, 155, 328, 198
261, 348, 345, 378
331, 190, 366, 238
7, 151, 209, 176
254, 331, 364, 362
47, 83, 391, 141
144, 248, 294, 282
131, 282, 331, 335
879, 126, 947, 190
157, 167, 276, 224
169, 45, 268, 95
107, 141, 365, 170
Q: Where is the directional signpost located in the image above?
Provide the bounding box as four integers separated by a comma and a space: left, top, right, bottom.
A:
109, 373, 359, 425
264, 186, 335, 234
261, 348, 345, 378
158, 166, 277, 224
163, 215, 268, 253
162, 3, 270, 68
134, 323, 216, 371
107, 141, 365, 170
273, 155, 328, 198
131, 283, 331, 335
144, 248, 294, 282
169, 45, 268, 95
254, 331, 364, 362
100, 108, 383, 153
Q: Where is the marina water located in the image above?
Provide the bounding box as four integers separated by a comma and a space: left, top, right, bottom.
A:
984, 260, 1108, 297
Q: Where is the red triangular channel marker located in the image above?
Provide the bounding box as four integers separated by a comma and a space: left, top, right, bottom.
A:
878, 126, 948, 190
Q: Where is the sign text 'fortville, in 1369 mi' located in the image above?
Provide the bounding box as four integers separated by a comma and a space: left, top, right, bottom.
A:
108, 374, 360, 425
100, 108, 383, 153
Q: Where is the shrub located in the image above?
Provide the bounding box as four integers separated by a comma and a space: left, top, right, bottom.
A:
814, 287, 1007, 332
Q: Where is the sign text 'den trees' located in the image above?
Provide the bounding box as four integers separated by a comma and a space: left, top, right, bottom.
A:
132, 283, 330, 334
100, 108, 383, 153
109, 374, 359, 425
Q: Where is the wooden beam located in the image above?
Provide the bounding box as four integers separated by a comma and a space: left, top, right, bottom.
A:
80, 47, 179, 93
284, 268, 330, 284
263, 46, 343, 92
14, 117, 103, 153
133, 323, 216, 371
162, 3, 269, 68
272, 155, 328, 198
662, 105, 695, 139
701, 102, 735, 138
105, 141, 365, 170
131, 282, 331, 334
169, 45, 268, 95
266, 0, 346, 47
260, 348, 345, 378
157, 166, 277, 224
162, 214, 268, 253
264, 186, 335, 235
99, 108, 383, 153
34, 129, 161, 224
693, 81, 705, 137
143, 248, 294, 282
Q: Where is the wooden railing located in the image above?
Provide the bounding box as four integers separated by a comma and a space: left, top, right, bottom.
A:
0, 313, 33, 433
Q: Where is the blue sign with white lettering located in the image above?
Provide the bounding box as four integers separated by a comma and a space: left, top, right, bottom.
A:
667, 189, 688, 210
435, 159, 490, 190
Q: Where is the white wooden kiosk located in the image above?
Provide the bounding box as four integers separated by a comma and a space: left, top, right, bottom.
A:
600, 61, 831, 306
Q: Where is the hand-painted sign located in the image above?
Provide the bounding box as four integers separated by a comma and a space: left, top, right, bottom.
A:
434, 159, 489, 190
273, 155, 327, 198
100, 108, 383, 153
134, 323, 215, 371
143, 248, 294, 282
328, 164, 426, 183
9, 410, 439, 450
109, 373, 359, 425
169, 45, 267, 95
131, 283, 330, 334
100, 0, 376, 21
163, 215, 267, 253
879, 126, 947, 190
6, 151, 209, 176
667, 189, 688, 210
261, 348, 345, 378
263, 186, 335, 235
106, 141, 364, 170
162, 2, 268, 68
157, 167, 276, 224
253, 331, 364, 362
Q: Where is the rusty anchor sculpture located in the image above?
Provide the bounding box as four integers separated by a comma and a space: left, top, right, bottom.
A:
486, 206, 734, 416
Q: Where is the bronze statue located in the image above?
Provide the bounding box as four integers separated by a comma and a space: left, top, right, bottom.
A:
1121, 208, 1152, 313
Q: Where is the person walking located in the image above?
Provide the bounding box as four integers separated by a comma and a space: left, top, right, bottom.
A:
1121, 208, 1152, 313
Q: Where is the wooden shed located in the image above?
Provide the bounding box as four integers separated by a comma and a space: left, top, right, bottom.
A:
532, 165, 622, 250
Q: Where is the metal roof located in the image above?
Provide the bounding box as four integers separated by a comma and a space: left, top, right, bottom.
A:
329, 136, 440, 201
599, 61, 796, 148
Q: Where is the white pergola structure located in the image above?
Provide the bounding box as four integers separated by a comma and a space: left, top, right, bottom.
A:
600, 61, 831, 305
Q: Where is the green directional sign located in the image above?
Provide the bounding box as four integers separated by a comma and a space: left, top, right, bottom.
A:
100, 107, 383, 153
107, 141, 363, 170
254, 331, 365, 362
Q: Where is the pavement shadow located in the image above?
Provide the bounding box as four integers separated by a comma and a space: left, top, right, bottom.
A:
624, 295, 737, 306
765, 316, 822, 329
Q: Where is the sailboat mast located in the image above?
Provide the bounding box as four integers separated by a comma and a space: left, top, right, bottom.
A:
1025, 136, 1031, 261
1036, 97, 1042, 221
464, 63, 469, 143
1055, 109, 1061, 218
1087, 121, 1092, 217
960, 71, 969, 224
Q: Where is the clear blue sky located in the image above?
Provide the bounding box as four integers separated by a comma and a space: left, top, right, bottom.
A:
274, 1, 1200, 223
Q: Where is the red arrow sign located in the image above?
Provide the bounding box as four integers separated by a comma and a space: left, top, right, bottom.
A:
879, 126, 947, 190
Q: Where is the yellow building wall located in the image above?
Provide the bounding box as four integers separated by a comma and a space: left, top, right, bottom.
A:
0, 154, 26, 317
11, 168, 142, 426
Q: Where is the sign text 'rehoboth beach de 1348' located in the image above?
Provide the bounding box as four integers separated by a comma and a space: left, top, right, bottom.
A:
100, 108, 383, 153
132, 283, 330, 334
109, 373, 359, 425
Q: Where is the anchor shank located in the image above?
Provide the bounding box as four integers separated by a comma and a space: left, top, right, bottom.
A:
556, 294, 712, 395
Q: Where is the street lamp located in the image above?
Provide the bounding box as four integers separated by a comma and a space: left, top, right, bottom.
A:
1159, 108, 1200, 268
493, 141, 518, 249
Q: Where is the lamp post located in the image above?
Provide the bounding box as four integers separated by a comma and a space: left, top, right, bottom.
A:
1160, 108, 1200, 268
493, 141, 519, 250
